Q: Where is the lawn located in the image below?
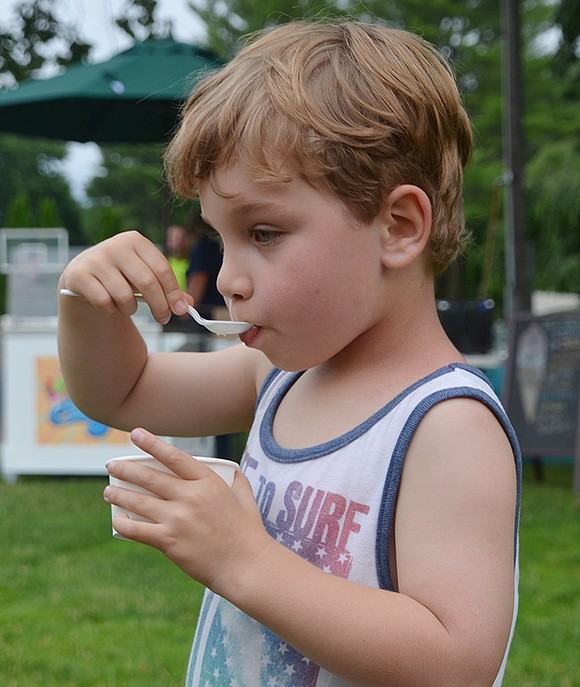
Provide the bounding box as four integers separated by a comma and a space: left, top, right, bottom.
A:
1, 462, 578, 686
0, 476, 202, 687
503, 462, 580, 686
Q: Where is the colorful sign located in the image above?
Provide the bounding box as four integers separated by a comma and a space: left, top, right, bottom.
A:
36, 357, 129, 445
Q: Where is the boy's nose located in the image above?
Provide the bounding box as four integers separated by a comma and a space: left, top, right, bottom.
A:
216, 250, 253, 302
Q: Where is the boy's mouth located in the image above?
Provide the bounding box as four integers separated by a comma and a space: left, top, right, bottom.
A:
239, 325, 262, 346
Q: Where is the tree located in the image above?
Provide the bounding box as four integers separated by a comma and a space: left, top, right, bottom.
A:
37, 196, 63, 227
0, 135, 83, 242
84, 144, 194, 245
187, 0, 579, 304
3, 0, 576, 298
79, 0, 199, 245
0, 0, 89, 243
188, 0, 504, 64
114, 0, 174, 42
526, 141, 580, 293
188, 0, 353, 59
554, 0, 580, 87
0, 0, 178, 247
4, 192, 35, 227
0, 0, 90, 89
522, 0, 580, 295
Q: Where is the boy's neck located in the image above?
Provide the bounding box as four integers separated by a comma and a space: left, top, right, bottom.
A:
315, 278, 462, 385
272, 288, 463, 450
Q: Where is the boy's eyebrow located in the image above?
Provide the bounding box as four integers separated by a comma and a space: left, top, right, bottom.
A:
226, 199, 280, 218
200, 201, 275, 228
202, 191, 296, 231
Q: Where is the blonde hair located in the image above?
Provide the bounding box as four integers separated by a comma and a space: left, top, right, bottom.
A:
164, 20, 473, 273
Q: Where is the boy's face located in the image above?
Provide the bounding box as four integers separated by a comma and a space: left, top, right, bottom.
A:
199, 163, 390, 371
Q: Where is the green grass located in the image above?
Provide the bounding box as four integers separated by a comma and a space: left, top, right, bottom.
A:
503, 462, 580, 686
0, 477, 202, 687
1, 463, 578, 686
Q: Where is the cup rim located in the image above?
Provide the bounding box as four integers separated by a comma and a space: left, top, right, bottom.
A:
106, 454, 239, 469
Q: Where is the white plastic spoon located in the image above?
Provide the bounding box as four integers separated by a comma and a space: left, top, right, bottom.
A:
59, 288, 253, 336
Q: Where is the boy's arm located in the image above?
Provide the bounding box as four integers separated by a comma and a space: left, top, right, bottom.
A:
57, 231, 268, 436
113, 398, 515, 687
58, 309, 265, 436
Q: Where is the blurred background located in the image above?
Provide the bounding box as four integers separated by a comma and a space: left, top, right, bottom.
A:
1, 0, 579, 313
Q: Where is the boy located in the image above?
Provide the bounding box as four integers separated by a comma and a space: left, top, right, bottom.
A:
58, 20, 521, 687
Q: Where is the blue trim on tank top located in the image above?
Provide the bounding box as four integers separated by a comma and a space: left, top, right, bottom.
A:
256, 364, 521, 591
258, 363, 496, 463
375, 386, 522, 590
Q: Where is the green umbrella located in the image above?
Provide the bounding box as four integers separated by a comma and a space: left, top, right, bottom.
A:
0, 37, 224, 143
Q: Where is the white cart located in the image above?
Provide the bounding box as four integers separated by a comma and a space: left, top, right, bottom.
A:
0, 228, 213, 482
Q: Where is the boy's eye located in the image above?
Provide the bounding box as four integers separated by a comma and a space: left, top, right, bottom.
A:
251, 228, 281, 245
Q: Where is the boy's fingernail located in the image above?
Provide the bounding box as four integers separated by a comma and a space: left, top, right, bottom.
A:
103, 486, 112, 500
131, 428, 145, 444
173, 299, 187, 315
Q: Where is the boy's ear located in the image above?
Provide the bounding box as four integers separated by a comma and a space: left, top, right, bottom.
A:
378, 185, 432, 270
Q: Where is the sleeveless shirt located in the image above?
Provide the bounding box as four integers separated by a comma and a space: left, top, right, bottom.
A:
186, 363, 521, 686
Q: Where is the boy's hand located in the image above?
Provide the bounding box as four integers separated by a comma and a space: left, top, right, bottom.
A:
58, 230, 191, 324
104, 428, 271, 594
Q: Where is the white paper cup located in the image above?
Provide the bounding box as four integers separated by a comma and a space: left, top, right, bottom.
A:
107, 454, 239, 540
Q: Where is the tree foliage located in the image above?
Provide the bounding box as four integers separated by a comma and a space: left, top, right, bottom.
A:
554, 0, 580, 81
4, 192, 35, 228
0, 0, 183, 247
0, 0, 90, 89
84, 144, 194, 245
114, 0, 174, 42
526, 141, 580, 292
0, 0, 578, 301
187, 0, 354, 58
188, 0, 579, 303
0, 135, 83, 240
0, 0, 88, 244
80, 0, 196, 245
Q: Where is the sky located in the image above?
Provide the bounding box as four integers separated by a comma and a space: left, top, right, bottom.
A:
3, 0, 207, 202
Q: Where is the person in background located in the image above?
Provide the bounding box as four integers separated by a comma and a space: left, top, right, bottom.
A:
186, 214, 225, 320
163, 224, 193, 332
164, 224, 191, 291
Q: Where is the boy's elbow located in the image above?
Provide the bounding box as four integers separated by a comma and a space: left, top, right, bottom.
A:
362, 638, 507, 687
442, 640, 508, 687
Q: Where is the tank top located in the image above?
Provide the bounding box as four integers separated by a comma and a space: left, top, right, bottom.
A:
186, 363, 521, 686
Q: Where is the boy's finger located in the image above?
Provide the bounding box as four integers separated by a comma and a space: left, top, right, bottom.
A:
129, 427, 214, 480
111, 513, 161, 547
231, 470, 263, 521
